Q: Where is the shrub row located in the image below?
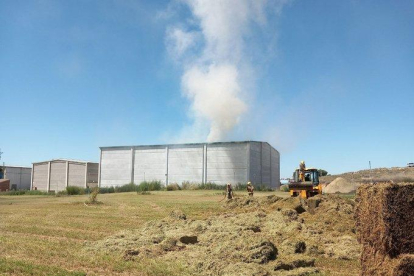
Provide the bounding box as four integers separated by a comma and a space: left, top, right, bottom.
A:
99, 181, 163, 193
167, 182, 273, 191
0, 190, 55, 196
0, 180, 274, 196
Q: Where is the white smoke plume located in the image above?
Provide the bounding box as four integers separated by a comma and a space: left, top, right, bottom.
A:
166, 0, 288, 142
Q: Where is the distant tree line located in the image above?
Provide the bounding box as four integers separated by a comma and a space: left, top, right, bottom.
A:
318, 169, 328, 176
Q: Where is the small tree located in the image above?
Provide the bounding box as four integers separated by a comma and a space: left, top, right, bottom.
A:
86, 187, 100, 204
318, 169, 328, 176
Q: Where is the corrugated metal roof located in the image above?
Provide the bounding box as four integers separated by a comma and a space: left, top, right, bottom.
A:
100, 140, 276, 150
32, 159, 98, 165
2, 165, 32, 169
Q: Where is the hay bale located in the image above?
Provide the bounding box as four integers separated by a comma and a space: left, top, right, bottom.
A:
392, 254, 414, 276
356, 183, 414, 276
325, 177, 356, 194
359, 252, 414, 276
355, 183, 414, 257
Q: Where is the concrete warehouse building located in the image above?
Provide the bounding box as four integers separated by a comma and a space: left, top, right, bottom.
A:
99, 141, 280, 189
0, 165, 32, 190
31, 159, 99, 192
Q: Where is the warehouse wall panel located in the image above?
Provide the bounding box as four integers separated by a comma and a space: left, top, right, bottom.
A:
134, 147, 166, 184
68, 163, 86, 188
87, 163, 99, 186
261, 143, 272, 186
206, 143, 248, 184
99, 142, 280, 189
32, 163, 48, 191
50, 161, 67, 192
100, 149, 132, 186
20, 168, 32, 190
271, 148, 280, 189
5, 167, 32, 190
168, 145, 203, 184
249, 142, 262, 184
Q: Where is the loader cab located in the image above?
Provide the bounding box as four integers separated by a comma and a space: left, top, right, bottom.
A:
292, 168, 319, 186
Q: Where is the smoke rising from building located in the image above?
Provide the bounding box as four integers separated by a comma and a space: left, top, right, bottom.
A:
166, 0, 287, 142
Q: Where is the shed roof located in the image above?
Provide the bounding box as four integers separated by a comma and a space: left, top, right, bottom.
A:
3, 165, 32, 169
32, 159, 98, 165
100, 140, 278, 152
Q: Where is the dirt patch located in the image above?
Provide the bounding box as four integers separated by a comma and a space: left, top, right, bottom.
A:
87, 194, 359, 275
324, 177, 357, 194
321, 167, 414, 184
179, 235, 198, 244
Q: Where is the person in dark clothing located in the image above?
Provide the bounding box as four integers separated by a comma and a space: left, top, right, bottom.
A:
226, 183, 234, 200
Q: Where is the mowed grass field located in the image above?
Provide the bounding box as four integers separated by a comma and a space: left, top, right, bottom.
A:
0, 191, 357, 276
0, 191, 286, 276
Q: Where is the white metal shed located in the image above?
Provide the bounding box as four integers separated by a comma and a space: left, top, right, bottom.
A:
31, 159, 99, 192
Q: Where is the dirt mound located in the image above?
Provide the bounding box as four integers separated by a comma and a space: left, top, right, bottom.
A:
321, 166, 414, 184
88, 194, 358, 275
324, 177, 357, 194
355, 182, 414, 275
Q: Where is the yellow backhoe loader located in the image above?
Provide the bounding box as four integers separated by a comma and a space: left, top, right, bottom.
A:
288, 161, 322, 199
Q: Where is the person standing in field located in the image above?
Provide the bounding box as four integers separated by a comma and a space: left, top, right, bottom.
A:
247, 181, 254, 196
226, 183, 234, 200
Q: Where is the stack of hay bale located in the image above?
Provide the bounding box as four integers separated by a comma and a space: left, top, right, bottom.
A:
355, 183, 414, 275
0, 179, 10, 191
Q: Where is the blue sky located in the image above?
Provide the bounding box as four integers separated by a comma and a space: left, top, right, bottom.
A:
1, 0, 413, 178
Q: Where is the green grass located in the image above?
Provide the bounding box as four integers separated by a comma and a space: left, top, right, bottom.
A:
0, 257, 86, 276
0, 191, 356, 275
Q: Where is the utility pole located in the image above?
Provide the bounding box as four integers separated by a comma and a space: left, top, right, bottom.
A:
369, 161, 373, 184
0, 149, 3, 179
